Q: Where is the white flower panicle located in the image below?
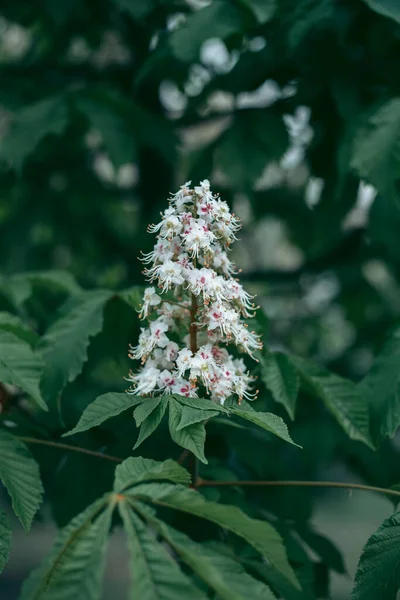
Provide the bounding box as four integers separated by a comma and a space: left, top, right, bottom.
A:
126, 180, 262, 404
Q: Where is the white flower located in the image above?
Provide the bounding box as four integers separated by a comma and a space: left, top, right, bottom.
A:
149, 318, 170, 348
165, 341, 179, 362
126, 366, 160, 395
145, 259, 185, 292
158, 369, 178, 392
127, 179, 262, 405
140, 286, 161, 319
176, 348, 193, 377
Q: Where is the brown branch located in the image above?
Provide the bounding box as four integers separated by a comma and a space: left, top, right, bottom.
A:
18, 436, 122, 463
196, 478, 400, 499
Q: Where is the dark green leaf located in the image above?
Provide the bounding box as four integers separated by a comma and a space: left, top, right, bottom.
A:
0, 330, 46, 410
114, 457, 191, 492
0, 96, 68, 172
359, 328, 400, 444
133, 398, 168, 450
351, 99, 400, 205
169, 0, 246, 63
177, 406, 219, 430
292, 356, 373, 448
0, 509, 11, 574
260, 351, 299, 420
119, 501, 206, 600
168, 400, 207, 463
0, 312, 38, 345
215, 111, 289, 190
362, 0, 400, 24
227, 399, 300, 447
40, 291, 111, 404
134, 396, 163, 427
113, 0, 155, 19
136, 483, 299, 588
19, 497, 112, 600
352, 511, 400, 599
64, 392, 143, 437
0, 429, 43, 531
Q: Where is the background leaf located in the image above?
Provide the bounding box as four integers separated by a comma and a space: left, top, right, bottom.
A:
0, 429, 43, 531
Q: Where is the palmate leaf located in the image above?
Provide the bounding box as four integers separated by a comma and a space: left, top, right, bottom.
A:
114, 457, 191, 492
259, 351, 299, 420
40, 291, 112, 404
119, 502, 207, 600
134, 505, 276, 600
291, 356, 373, 448
352, 511, 400, 599
0, 509, 11, 574
23, 458, 297, 600
0, 330, 47, 410
19, 497, 112, 600
134, 480, 299, 588
226, 399, 300, 447
358, 327, 400, 445
64, 392, 145, 437
0, 429, 43, 531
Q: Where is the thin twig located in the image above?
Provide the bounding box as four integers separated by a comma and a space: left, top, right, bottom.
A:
196, 478, 400, 499
18, 436, 122, 463
177, 449, 190, 465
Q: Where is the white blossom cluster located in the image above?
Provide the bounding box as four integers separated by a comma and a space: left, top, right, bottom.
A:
126, 180, 262, 404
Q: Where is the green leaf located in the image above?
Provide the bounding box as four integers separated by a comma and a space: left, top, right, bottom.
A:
19, 497, 112, 600
0, 312, 38, 345
134, 396, 163, 427
177, 406, 219, 430
40, 291, 111, 404
64, 392, 144, 437
0, 429, 43, 531
0, 509, 11, 574
119, 501, 207, 600
239, 0, 276, 23
227, 399, 300, 447
358, 328, 400, 444
296, 524, 346, 574
119, 286, 145, 312
144, 515, 276, 600
169, 0, 246, 63
168, 400, 207, 463
215, 110, 289, 190
134, 398, 168, 450
173, 394, 228, 414
352, 511, 400, 599
351, 99, 400, 205
0, 96, 69, 172
76, 95, 136, 168
0, 330, 46, 410
137, 483, 299, 588
260, 351, 300, 420
113, 0, 155, 20
292, 356, 373, 448
114, 457, 191, 492
362, 0, 400, 25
